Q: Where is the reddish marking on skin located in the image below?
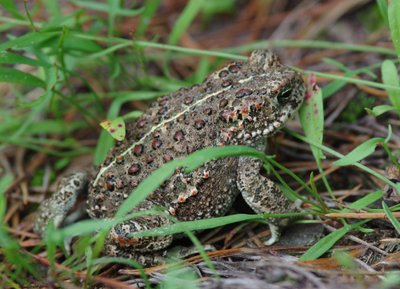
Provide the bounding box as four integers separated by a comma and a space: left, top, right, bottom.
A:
305, 73, 318, 100
203, 171, 209, 179
255, 103, 262, 110
110, 128, 116, 133
228, 111, 237, 121
240, 107, 249, 118
113, 236, 139, 246
178, 195, 186, 203
118, 124, 122, 128
168, 207, 176, 215
190, 188, 198, 196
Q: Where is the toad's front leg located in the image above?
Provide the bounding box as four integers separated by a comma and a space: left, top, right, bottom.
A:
33, 172, 89, 236
237, 157, 295, 245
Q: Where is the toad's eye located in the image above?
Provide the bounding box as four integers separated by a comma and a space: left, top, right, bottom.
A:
277, 87, 292, 104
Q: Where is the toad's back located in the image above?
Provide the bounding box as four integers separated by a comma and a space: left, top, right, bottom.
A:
87, 50, 305, 222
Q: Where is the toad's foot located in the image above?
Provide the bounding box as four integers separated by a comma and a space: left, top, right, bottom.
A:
33, 172, 89, 236
237, 157, 296, 245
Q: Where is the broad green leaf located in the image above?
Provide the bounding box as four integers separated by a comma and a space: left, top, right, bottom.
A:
100, 117, 126, 141
382, 60, 400, 110
388, 0, 400, 56
382, 201, 400, 234
0, 67, 45, 88
366, 104, 397, 117
0, 51, 50, 67
333, 137, 383, 166
299, 73, 325, 162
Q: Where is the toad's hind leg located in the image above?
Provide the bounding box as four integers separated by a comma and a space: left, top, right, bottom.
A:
237, 157, 294, 245
104, 209, 173, 265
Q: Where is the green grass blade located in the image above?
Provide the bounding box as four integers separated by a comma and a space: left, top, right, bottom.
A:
116, 146, 265, 217
300, 226, 350, 261
0, 67, 45, 88
52, 145, 307, 242
382, 60, 400, 110
43, 0, 61, 18
0, 0, 24, 19
300, 220, 368, 261
130, 212, 306, 238
107, 0, 118, 36
376, 0, 389, 26
168, 0, 204, 45
228, 39, 397, 56
333, 138, 383, 166
0, 31, 58, 51
0, 51, 50, 66
135, 0, 161, 37
388, 0, 400, 56
0, 174, 13, 220
289, 131, 400, 191
0, 174, 39, 278
70, 0, 143, 16
380, 272, 400, 289
382, 201, 400, 234
366, 104, 397, 117
347, 190, 383, 210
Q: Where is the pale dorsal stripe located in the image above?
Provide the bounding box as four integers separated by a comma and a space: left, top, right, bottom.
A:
93, 74, 259, 185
